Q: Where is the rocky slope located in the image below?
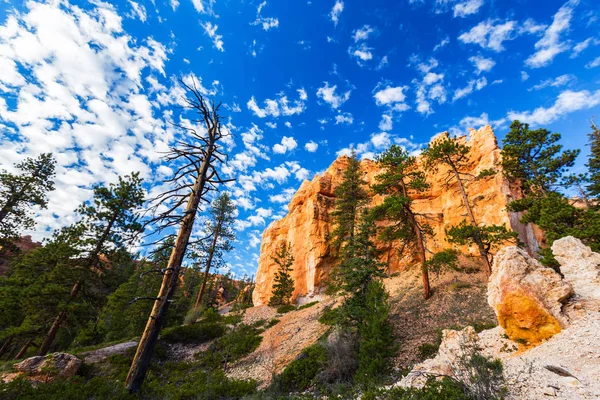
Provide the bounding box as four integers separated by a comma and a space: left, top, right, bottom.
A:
399, 236, 600, 399
253, 125, 541, 306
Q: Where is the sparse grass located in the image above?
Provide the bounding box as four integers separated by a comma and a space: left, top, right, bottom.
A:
297, 301, 319, 310
276, 304, 296, 314
160, 321, 225, 344
266, 318, 280, 328
449, 281, 473, 291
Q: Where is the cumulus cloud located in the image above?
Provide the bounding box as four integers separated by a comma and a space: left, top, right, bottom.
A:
586, 57, 600, 69
458, 19, 516, 52
201, 22, 224, 51
127, 1, 147, 22
525, 0, 578, 68
272, 136, 298, 154
330, 0, 344, 26
304, 141, 318, 152
469, 55, 495, 74
452, 77, 487, 101
453, 0, 484, 18
247, 88, 307, 118
507, 89, 600, 125
335, 112, 354, 125
374, 85, 408, 105
571, 37, 598, 58
316, 82, 351, 109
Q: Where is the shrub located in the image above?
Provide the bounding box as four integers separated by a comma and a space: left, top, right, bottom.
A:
297, 301, 319, 310
198, 324, 263, 370
418, 342, 440, 360
276, 304, 296, 314
364, 378, 468, 399
266, 318, 280, 328
319, 329, 357, 385
276, 344, 328, 392
160, 322, 225, 344
318, 306, 340, 326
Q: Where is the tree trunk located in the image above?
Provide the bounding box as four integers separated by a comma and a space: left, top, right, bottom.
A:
16, 338, 34, 359
0, 336, 14, 359
38, 281, 81, 356
451, 164, 492, 274
125, 143, 215, 393
194, 219, 223, 309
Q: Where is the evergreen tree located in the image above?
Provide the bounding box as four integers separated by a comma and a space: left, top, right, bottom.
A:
371, 145, 432, 298
193, 192, 236, 309
37, 173, 144, 356
586, 119, 600, 203
269, 242, 295, 306
355, 280, 397, 385
501, 120, 579, 197
0, 153, 56, 250
423, 136, 516, 273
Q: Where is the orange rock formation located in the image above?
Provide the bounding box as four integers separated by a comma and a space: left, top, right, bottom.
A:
253, 125, 539, 306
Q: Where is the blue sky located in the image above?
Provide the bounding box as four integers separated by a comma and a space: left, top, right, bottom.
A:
0, 0, 599, 277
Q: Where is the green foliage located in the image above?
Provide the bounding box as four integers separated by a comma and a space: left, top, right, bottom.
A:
318, 306, 341, 326
277, 343, 328, 392
355, 281, 397, 385
276, 304, 296, 314
269, 241, 295, 306
586, 120, 600, 202
422, 136, 470, 173
266, 318, 280, 328
418, 342, 440, 360
0, 376, 133, 400
297, 301, 319, 310
446, 221, 518, 263
197, 323, 263, 370
425, 249, 459, 275
363, 378, 469, 400
161, 322, 225, 344
0, 153, 56, 247
501, 120, 579, 196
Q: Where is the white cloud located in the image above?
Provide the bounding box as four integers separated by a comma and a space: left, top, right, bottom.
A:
586, 57, 600, 69
374, 85, 408, 105
452, 77, 487, 101
335, 112, 354, 125
251, 1, 279, 31
529, 74, 574, 90
191, 0, 215, 14
571, 37, 598, 58
201, 22, 224, 51
286, 161, 310, 180
469, 55, 495, 74
433, 36, 450, 51
353, 25, 374, 42
507, 89, 600, 125
247, 88, 307, 118
453, 0, 484, 18
459, 112, 490, 128
305, 141, 318, 152
330, 0, 344, 26
378, 114, 392, 131
127, 1, 147, 22
316, 82, 351, 109
272, 136, 298, 154
525, 0, 578, 68
458, 19, 516, 52
170, 0, 180, 11
371, 132, 391, 149
521, 71, 529, 81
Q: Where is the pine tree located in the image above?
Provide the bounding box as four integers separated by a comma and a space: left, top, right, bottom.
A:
501, 120, 579, 197
269, 242, 295, 306
355, 280, 397, 385
423, 136, 516, 273
586, 119, 600, 203
37, 173, 144, 356
193, 192, 236, 309
0, 153, 56, 250
371, 145, 432, 298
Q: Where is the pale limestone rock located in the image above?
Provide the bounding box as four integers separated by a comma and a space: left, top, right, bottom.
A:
551, 236, 600, 301
488, 246, 573, 344
253, 125, 538, 305
13, 353, 82, 379
397, 326, 479, 389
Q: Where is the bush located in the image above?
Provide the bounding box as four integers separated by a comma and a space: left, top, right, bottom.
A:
319, 329, 357, 385
266, 318, 280, 328
0, 376, 133, 400
198, 324, 263, 370
363, 378, 468, 399
276, 304, 296, 314
297, 301, 319, 310
276, 344, 328, 392
418, 342, 440, 360
161, 322, 225, 344
318, 306, 340, 326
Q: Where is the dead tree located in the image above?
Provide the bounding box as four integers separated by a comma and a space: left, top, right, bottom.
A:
125, 78, 233, 393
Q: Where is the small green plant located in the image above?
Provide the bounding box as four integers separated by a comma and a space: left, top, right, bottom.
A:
160, 322, 225, 344
275, 343, 328, 392
297, 301, 319, 310
318, 306, 340, 326
266, 318, 280, 328
418, 342, 440, 360
276, 304, 296, 314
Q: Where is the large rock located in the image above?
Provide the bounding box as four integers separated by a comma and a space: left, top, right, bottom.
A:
552, 236, 600, 302
398, 326, 480, 389
253, 125, 540, 305
488, 247, 573, 344
13, 352, 82, 379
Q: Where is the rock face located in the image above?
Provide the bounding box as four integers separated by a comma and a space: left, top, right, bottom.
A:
551, 236, 600, 302
253, 125, 539, 305
488, 246, 573, 344
13, 352, 82, 380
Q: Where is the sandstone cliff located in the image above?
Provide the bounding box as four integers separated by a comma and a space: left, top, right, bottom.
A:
253, 125, 539, 306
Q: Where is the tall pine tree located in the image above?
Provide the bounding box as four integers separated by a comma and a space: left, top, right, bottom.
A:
269, 242, 295, 306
